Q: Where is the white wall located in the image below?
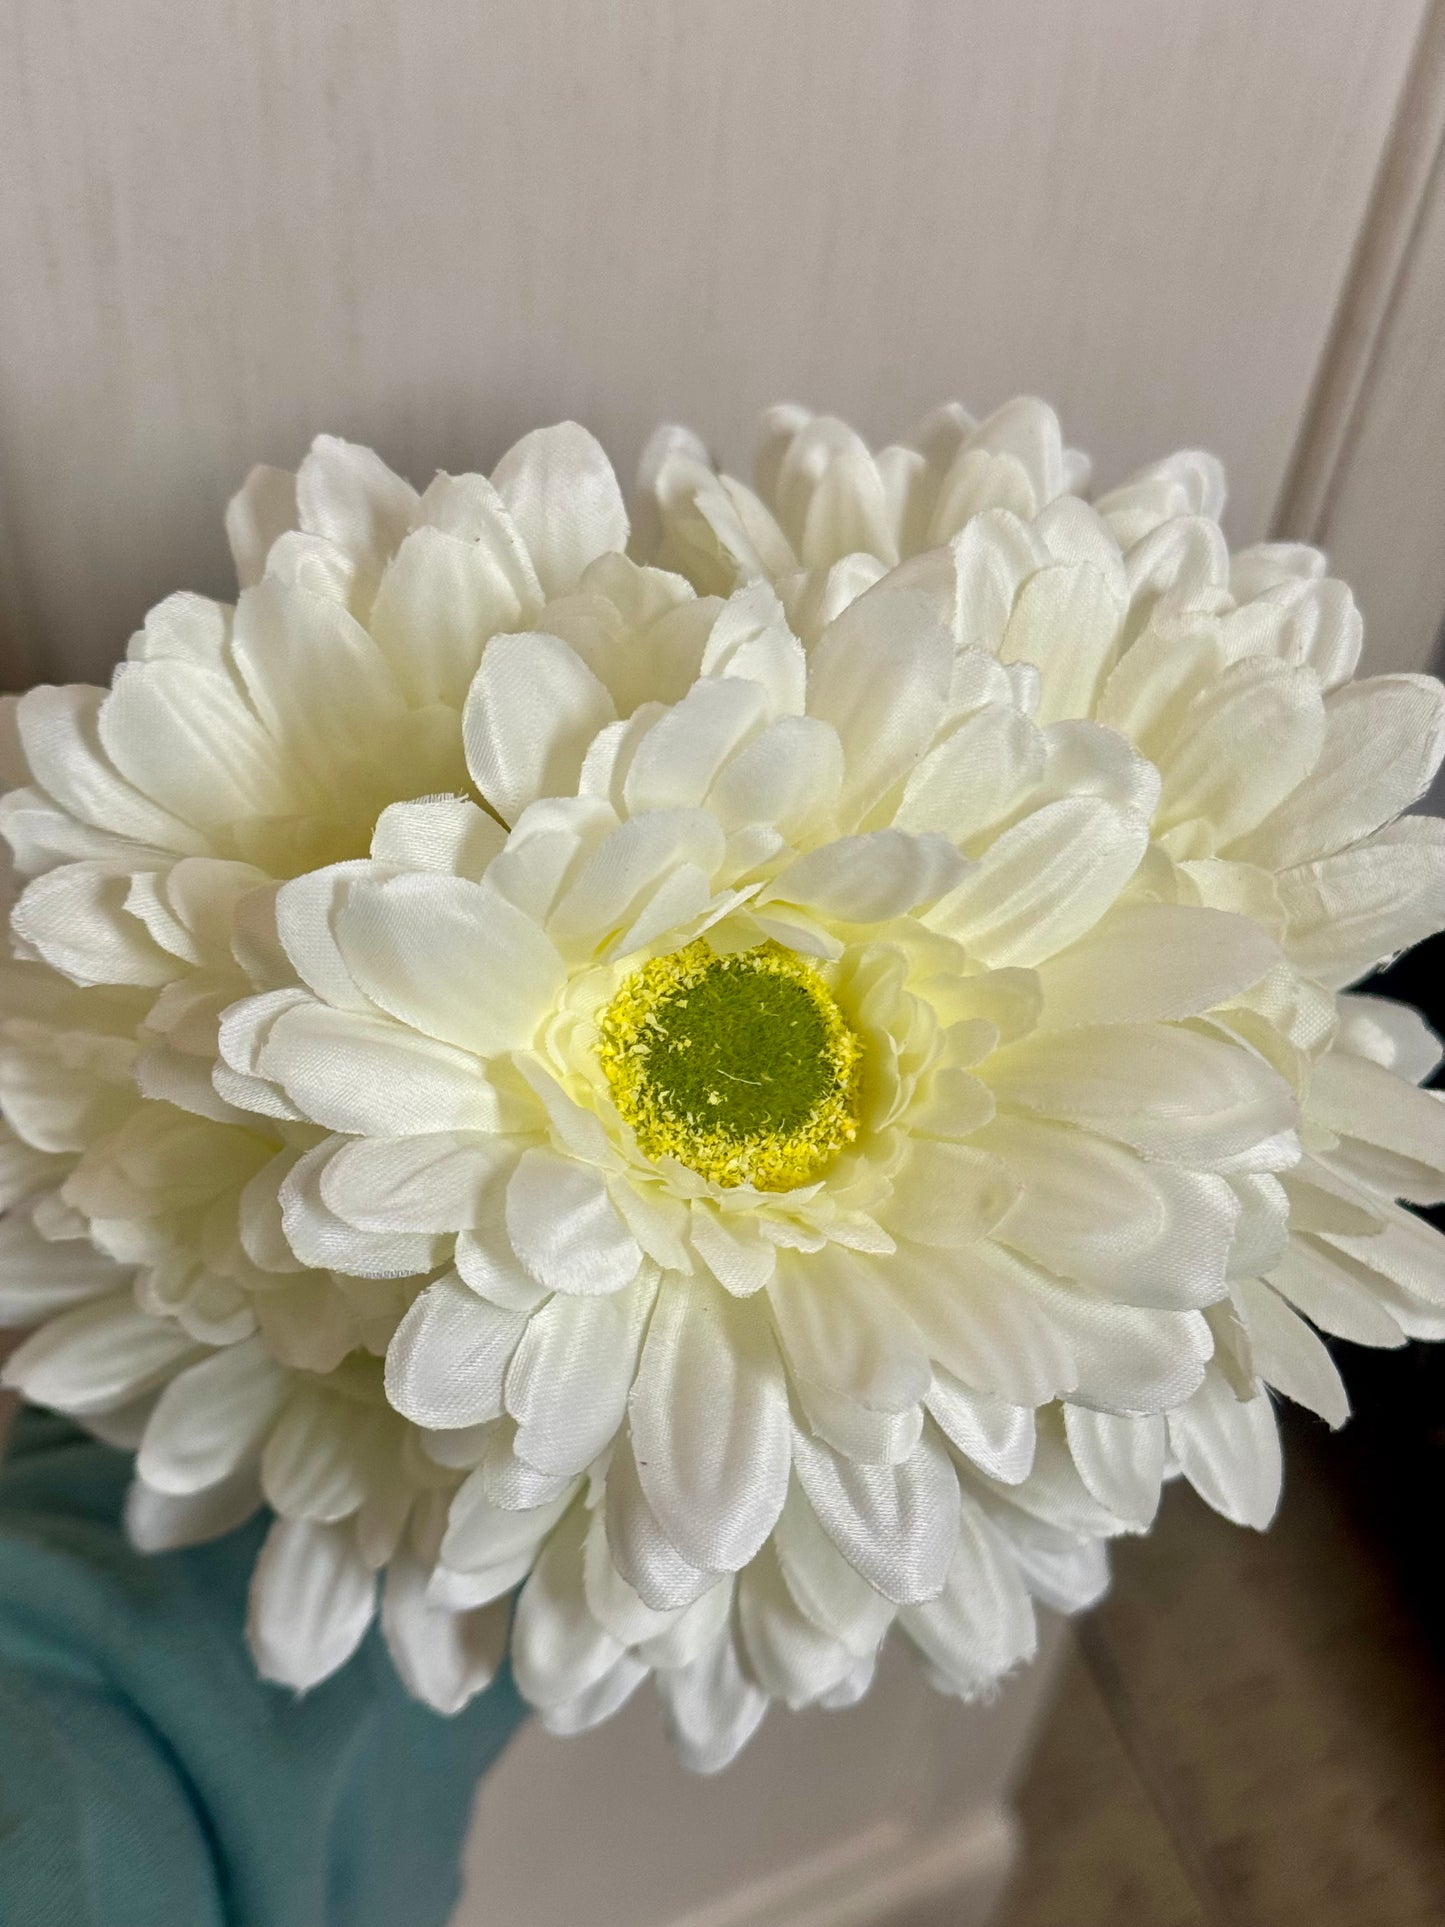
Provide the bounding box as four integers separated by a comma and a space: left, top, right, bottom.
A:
0, 2, 1438, 686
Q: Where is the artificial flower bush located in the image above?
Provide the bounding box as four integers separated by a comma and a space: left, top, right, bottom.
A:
2, 400, 1443, 1770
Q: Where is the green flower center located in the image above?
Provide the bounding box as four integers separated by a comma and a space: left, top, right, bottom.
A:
597, 940, 864, 1190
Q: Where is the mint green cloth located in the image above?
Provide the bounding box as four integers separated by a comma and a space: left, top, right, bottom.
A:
0, 1409, 525, 1926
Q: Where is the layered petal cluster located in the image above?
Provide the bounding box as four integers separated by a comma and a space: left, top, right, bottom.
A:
213, 566, 1319, 1762
642, 400, 1445, 1536
0, 403, 1442, 1773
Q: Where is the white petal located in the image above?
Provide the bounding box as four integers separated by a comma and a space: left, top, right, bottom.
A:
0, 1212, 127, 1320
793, 1379, 923, 1464
12, 864, 177, 988
925, 1375, 1036, 1484
687, 1206, 776, 1297
1063, 1406, 1165, 1528
581, 1505, 685, 1646
1326, 1195, 1445, 1303
382, 1558, 508, 1715
1268, 1238, 1406, 1347
1014, 1265, 1213, 1413
627, 1275, 790, 1572
767, 1249, 930, 1411
636, 1578, 734, 1671
320, 1131, 517, 1233
100, 657, 292, 834
278, 1141, 442, 1276
259, 1384, 374, 1522
13, 684, 201, 852
137, 1336, 288, 1495
540, 1653, 650, 1736
544, 809, 725, 954
125, 1466, 262, 1552
1167, 1373, 1282, 1529
294, 434, 416, 586
226, 463, 298, 586
657, 1625, 769, 1774
1235, 1278, 1349, 1427
1334, 993, 1442, 1083
987, 1022, 1297, 1168
491, 422, 629, 599
929, 798, 1146, 967
511, 1504, 625, 1709
369, 526, 526, 708
892, 1239, 1078, 1406
454, 1226, 551, 1311
771, 1482, 895, 1655
385, 1274, 528, 1428
805, 584, 954, 824
772, 830, 967, 922
623, 677, 770, 815
603, 1425, 719, 1610
229, 580, 406, 776
883, 1141, 1018, 1248
998, 562, 1123, 726
483, 1425, 581, 1513
369, 796, 506, 879
506, 1148, 642, 1296
994, 1512, 1111, 1614
427, 1557, 534, 1613
698, 580, 807, 713
900, 1495, 1036, 1693
1309, 1050, 1445, 1190
790, 1424, 960, 1604
257, 1001, 515, 1136
464, 631, 617, 824
1034, 904, 1279, 1028
440, 1469, 571, 1574
505, 1279, 650, 1475
1155, 660, 1325, 849
1277, 817, 1445, 987
737, 1541, 860, 1709
704, 716, 844, 837
334, 872, 565, 1057
1233, 675, 1445, 870
894, 705, 1045, 846
247, 1515, 376, 1690
982, 1115, 1237, 1308
3, 1289, 198, 1415
413, 470, 543, 601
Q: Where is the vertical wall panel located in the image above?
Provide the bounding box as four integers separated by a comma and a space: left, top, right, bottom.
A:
1279, 2, 1445, 675
0, 0, 1427, 682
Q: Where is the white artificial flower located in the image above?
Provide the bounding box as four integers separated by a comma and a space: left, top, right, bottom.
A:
641, 400, 1445, 1538
4, 401, 1443, 1771
0, 423, 654, 1701
214, 564, 1312, 1757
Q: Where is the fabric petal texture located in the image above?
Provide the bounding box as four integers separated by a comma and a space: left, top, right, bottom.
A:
3, 399, 1444, 1770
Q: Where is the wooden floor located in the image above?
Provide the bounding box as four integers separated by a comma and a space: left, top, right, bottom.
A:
1000, 1413, 1445, 1927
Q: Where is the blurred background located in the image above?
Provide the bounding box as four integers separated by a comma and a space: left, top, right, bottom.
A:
2, 3, 1444, 1922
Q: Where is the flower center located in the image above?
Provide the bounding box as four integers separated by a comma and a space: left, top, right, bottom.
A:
598, 940, 863, 1191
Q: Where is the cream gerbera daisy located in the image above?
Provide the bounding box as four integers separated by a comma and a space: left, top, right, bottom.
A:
213, 570, 1297, 1740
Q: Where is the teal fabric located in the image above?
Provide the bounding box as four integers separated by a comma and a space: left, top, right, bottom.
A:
0, 1409, 526, 1926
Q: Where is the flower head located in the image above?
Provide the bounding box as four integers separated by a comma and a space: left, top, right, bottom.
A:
3, 403, 1444, 1771
214, 556, 1310, 1762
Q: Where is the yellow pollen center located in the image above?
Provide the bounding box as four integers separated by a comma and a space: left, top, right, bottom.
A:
597, 940, 864, 1191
